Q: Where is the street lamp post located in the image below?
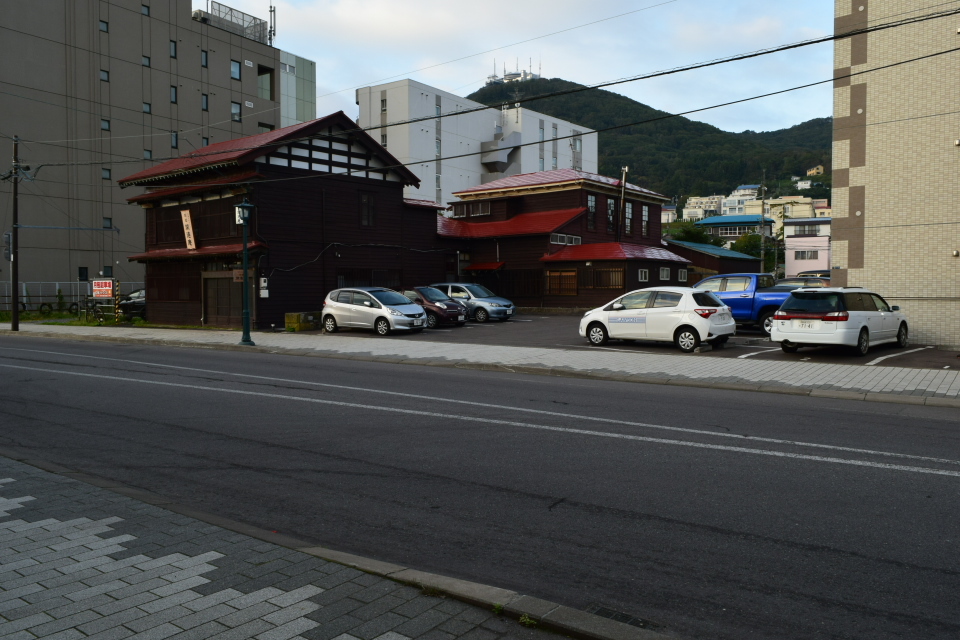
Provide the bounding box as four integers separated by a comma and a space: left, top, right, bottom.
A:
235, 198, 255, 346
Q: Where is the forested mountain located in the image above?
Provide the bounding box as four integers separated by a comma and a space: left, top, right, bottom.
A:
467, 78, 832, 199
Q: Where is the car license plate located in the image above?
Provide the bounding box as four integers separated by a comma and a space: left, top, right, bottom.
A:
506, 309, 513, 315
795, 320, 820, 330
413, 319, 423, 326
458, 315, 464, 321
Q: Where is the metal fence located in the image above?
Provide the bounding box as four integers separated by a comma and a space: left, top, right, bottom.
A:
0, 282, 144, 312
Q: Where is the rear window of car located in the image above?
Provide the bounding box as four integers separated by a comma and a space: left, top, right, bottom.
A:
781, 292, 843, 313
692, 292, 723, 307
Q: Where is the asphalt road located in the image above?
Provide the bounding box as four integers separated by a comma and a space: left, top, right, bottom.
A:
1, 337, 958, 640
303, 315, 960, 371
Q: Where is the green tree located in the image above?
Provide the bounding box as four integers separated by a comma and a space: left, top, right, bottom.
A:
730, 234, 778, 272
662, 221, 725, 246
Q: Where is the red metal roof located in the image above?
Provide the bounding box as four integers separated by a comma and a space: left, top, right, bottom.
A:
437, 208, 585, 238
452, 169, 666, 200
540, 243, 691, 263
463, 262, 505, 271
118, 112, 418, 186
126, 171, 262, 203
404, 198, 447, 210
127, 241, 267, 262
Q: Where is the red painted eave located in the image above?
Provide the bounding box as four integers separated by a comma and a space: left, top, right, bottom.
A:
127, 240, 267, 262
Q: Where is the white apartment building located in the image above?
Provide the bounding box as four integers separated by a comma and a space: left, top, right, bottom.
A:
356, 79, 598, 205
721, 185, 760, 215
661, 205, 679, 224
682, 195, 724, 221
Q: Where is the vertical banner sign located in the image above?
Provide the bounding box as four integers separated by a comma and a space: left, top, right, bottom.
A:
92, 280, 114, 298
180, 209, 197, 250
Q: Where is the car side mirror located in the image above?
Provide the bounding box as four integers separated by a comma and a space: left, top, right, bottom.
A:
891, 305, 900, 311
415, 297, 424, 304
612, 303, 625, 311
363, 301, 371, 307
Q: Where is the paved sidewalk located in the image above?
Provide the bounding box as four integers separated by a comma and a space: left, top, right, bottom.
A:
0, 456, 667, 640
3, 323, 960, 405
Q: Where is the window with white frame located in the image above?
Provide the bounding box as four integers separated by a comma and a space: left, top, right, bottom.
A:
638, 269, 649, 282
678, 269, 688, 282
795, 250, 819, 260
550, 233, 582, 245
642, 205, 649, 236
624, 202, 633, 234
380, 99, 387, 112
380, 134, 387, 147
791, 225, 819, 235
659, 267, 670, 280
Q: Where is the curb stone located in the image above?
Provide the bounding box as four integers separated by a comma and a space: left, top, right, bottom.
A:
0, 446, 676, 640
2, 329, 959, 409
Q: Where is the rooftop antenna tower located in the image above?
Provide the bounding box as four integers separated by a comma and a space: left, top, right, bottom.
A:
268, 1, 276, 46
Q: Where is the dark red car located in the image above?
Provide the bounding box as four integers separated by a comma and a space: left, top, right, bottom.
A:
401, 287, 467, 328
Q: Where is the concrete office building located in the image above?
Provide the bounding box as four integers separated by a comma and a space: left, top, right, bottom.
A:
831, 0, 960, 345
356, 79, 598, 206
0, 0, 315, 297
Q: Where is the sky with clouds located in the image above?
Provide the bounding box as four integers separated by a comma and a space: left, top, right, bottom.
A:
194, 0, 836, 133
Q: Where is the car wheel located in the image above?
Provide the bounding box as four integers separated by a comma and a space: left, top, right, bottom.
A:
854, 328, 870, 356
760, 312, 775, 335
781, 342, 799, 353
587, 323, 608, 346
475, 308, 489, 323
896, 323, 909, 348
375, 318, 391, 336
323, 315, 338, 333
425, 312, 439, 329
674, 327, 700, 353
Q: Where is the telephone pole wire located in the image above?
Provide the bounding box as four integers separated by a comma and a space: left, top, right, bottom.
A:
11, 136, 19, 331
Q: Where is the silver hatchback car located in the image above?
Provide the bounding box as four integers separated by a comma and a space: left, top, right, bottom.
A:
323, 287, 426, 336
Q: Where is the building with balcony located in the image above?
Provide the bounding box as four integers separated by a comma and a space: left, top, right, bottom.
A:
784, 217, 832, 277
721, 185, 760, 215
682, 195, 724, 221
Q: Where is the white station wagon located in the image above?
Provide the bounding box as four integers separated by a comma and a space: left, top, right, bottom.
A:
771, 287, 909, 356
579, 287, 736, 352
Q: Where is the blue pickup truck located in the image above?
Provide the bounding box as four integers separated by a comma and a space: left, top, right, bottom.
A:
693, 273, 792, 334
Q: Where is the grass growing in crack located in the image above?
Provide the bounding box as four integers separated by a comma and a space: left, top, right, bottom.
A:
420, 585, 443, 597
519, 614, 538, 627
492, 603, 504, 615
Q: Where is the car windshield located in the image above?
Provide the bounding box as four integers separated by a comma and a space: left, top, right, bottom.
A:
370, 290, 414, 306
782, 292, 842, 313
464, 284, 495, 298
418, 287, 450, 302
692, 292, 723, 307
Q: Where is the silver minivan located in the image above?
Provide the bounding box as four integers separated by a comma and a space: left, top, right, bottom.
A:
323, 287, 426, 336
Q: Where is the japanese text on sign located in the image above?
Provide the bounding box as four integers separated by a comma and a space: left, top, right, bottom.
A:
92, 280, 114, 298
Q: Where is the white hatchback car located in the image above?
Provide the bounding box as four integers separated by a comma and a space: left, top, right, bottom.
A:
579, 287, 736, 352
770, 287, 908, 356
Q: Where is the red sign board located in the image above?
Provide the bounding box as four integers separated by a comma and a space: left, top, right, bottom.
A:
92, 279, 114, 298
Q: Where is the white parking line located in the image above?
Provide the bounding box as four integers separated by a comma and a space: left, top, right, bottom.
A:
511, 319, 534, 322
865, 346, 933, 366
737, 348, 781, 359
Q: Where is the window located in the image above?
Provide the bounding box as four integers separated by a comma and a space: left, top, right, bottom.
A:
573, 138, 582, 152
638, 269, 649, 282
201, 137, 209, 146
549, 234, 581, 245
170, 86, 177, 103
659, 267, 671, 281
435, 174, 441, 189
257, 66, 274, 100
724, 277, 751, 291
546, 271, 577, 296
678, 269, 688, 283
360, 193, 374, 227
102, 266, 113, 277
102, 217, 113, 229
101, 168, 111, 180
142, 56, 150, 67
539, 127, 544, 141
143, 149, 152, 159
380, 99, 387, 112
99, 69, 109, 81
169, 40, 177, 58
201, 94, 208, 111
230, 102, 241, 122
653, 291, 682, 308
625, 202, 633, 235
539, 158, 544, 171
791, 225, 819, 236
99, 20, 108, 32
281, 62, 295, 74
170, 131, 178, 148
619, 291, 652, 309
435, 138, 441, 156
871, 294, 891, 312
551, 157, 557, 169
230, 60, 241, 80
258, 123, 274, 133
100, 119, 110, 131
587, 194, 596, 231
607, 199, 616, 233
201, 50, 208, 68
78, 267, 89, 281
435, 104, 441, 117
795, 250, 819, 260
696, 278, 722, 291
141, 4, 149, 16
642, 205, 649, 236
142, 102, 151, 113
380, 133, 387, 147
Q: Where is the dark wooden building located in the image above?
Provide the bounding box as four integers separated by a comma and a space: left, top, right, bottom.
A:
663, 239, 761, 283
440, 170, 691, 308
119, 112, 449, 328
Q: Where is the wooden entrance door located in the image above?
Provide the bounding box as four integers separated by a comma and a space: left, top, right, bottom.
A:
204, 277, 243, 327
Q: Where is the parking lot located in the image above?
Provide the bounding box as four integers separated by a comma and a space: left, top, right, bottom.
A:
316, 314, 960, 370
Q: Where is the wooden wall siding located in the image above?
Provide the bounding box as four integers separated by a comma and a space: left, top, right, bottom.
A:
147, 196, 244, 250
145, 262, 203, 325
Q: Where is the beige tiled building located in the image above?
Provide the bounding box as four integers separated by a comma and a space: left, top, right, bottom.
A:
832, 0, 960, 346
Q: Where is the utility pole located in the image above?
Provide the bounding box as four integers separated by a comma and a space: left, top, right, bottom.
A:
759, 170, 766, 274
11, 137, 19, 331
617, 166, 628, 242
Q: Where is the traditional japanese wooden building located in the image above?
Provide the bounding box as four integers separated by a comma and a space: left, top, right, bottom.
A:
663, 239, 761, 283
119, 112, 449, 328
440, 169, 691, 308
